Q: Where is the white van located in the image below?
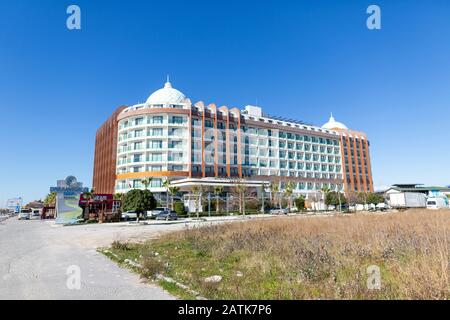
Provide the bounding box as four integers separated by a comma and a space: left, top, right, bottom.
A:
426, 197, 448, 210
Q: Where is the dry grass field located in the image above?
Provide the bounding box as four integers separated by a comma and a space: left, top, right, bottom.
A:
108, 209, 450, 300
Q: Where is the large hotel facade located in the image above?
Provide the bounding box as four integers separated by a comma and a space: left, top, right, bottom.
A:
93, 80, 373, 198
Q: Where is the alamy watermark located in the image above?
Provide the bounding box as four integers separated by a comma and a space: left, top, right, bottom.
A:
66, 265, 81, 290
66, 5, 81, 30
367, 5, 381, 30
367, 265, 382, 290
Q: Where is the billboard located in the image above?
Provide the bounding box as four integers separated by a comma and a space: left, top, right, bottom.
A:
6, 198, 23, 213
50, 176, 88, 225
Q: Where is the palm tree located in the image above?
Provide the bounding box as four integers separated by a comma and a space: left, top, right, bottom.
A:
320, 186, 331, 210
269, 182, 279, 209
113, 193, 124, 201
44, 192, 57, 206
82, 188, 94, 220
141, 178, 152, 190
163, 178, 171, 208
260, 184, 266, 213
285, 181, 295, 212
234, 182, 247, 216
168, 186, 180, 210
213, 186, 223, 214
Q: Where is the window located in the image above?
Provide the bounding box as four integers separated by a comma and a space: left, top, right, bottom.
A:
150, 140, 162, 149
151, 128, 163, 136
171, 116, 183, 124
135, 117, 144, 126
134, 142, 142, 150
151, 153, 162, 161
152, 116, 163, 124
169, 141, 182, 149
134, 130, 143, 138
133, 154, 142, 163
151, 179, 162, 188
151, 165, 162, 172
170, 128, 182, 136
133, 180, 142, 188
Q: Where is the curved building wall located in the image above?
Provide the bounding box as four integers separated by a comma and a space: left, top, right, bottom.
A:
115, 106, 191, 193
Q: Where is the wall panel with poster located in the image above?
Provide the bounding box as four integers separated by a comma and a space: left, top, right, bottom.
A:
50, 176, 88, 224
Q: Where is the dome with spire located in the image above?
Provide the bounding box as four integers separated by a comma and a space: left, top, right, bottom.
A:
146, 78, 186, 105
322, 113, 348, 130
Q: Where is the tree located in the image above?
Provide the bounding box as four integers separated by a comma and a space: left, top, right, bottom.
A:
114, 193, 124, 201
269, 182, 280, 209
163, 178, 171, 207
294, 195, 306, 212
233, 182, 247, 216
320, 186, 331, 210
285, 181, 296, 212
346, 191, 359, 212
192, 185, 203, 219
43, 192, 57, 206
366, 193, 385, 205
325, 191, 347, 207
260, 184, 266, 213
80, 189, 95, 220
168, 186, 180, 210
213, 186, 223, 213
174, 201, 186, 216
122, 189, 156, 218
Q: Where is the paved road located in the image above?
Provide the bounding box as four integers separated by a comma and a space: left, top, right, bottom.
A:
0, 218, 189, 300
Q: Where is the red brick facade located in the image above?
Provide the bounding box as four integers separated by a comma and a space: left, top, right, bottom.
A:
92, 106, 126, 194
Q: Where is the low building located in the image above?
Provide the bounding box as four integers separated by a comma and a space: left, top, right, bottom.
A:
385, 184, 450, 208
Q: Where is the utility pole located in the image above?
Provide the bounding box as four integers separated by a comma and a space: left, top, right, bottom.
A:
226, 193, 229, 215
208, 192, 211, 217
338, 190, 342, 214
261, 184, 265, 214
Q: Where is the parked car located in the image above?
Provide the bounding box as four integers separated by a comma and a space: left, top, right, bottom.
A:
149, 207, 170, 218
18, 210, 30, 220
376, 203, 388, 211
121, 211, 140, 221
269, 208, 288, 215
426, 197, 449, 210
155, 210, 179, 221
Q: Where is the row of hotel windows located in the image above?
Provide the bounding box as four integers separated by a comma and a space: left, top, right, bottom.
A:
347, 175, 372, 185
119, 128, 185, 140
117, 165, 185, 174
118, 152, 341, 174
120, 116, 186, 129
118, 152, 184, 164
123, 116, 340, 147
120, 115, 340, 147
118, 140, 184, 153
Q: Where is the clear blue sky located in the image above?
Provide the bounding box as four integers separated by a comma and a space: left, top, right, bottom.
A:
1, 0, 449, 205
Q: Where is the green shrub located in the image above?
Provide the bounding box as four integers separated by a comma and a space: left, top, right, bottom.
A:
174, 201, 186, 215
122, 189, 156, 214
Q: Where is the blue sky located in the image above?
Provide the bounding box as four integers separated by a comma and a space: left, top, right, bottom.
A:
1, 0, 449, 205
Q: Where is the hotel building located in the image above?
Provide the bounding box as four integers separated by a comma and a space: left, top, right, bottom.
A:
93, 80, 373, 196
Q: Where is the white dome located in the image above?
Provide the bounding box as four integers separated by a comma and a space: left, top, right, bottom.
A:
146, 80, 186, 105
322, 113, 348, 130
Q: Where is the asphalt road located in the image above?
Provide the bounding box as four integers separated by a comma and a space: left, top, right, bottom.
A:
0, 218, 188, 300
